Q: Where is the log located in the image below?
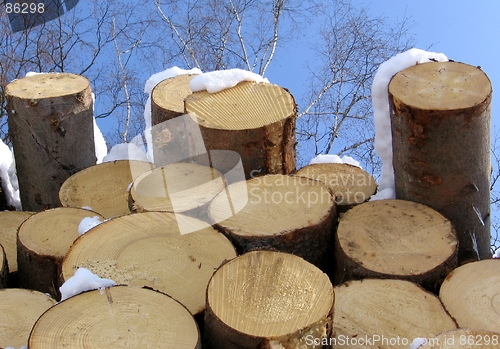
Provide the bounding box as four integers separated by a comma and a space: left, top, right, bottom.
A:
439, 259, 500, 333
335, 199, 458, 293
0, 175, 9, 210
416, 328, 500, 349
17, 207, 104, 298
129, 162, 225, 223
59, 160, 155, 218
61, 211, 236, 317
5, 73, 97, 211
29, 285, 201, 349
185, 81, 297, 179
295, 163, 377, 212
0, 211, 34, 280
389, 62, 492, 262
333, 279, 456, 349
0, 244, 7, 288
151, 73, 199, 165
209, 174, 336, 272
204, 250, 334, 349
0, 288, 55, 349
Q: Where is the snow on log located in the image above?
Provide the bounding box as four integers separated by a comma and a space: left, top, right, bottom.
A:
389, 61, 492, 262
28, 285, 201, 349
0, 288, 55, 349
335, 199, 458, 293
333, 279, 456, 349
415, 328, 500, 349
0, 211, 34, 280
5, 73, 97, 211
209, 174, 336, 272
204, 250, 334, 349
59, 160, 155, 218
17, 207, 104, 298
61, 211, 236, 317
295, 163, 377, 212
185, 81, 296, 178
129, 162, 225, 223
439, 259, 500, 333
150, 74, 199, 165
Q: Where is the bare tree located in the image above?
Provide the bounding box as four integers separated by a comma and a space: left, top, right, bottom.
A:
296, 0, 415, 172
152, 0, 309, 75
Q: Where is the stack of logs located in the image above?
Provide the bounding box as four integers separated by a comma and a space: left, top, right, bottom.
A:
0, 62, 498, 349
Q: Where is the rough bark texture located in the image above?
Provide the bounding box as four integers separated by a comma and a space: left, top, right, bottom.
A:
0, 244, 8, 288
204, 250, 334, 349
0, 288, 55, 349
17, 207, 104, 299
210, 174, 336, 273
389, 62, 492, 263
5, 73, 96, 211
333, 279, 457, 349
185, 81, 297, 179
151, 74, 199, 166
335, 199, 458, 293
29, 286, 201, 349
439, 259, 500, 333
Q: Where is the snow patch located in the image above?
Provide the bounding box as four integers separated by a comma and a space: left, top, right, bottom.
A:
190, 68, 270, 93
371, 48, 448, 201
493, 249, 500, 259
59, 268, 116, 302
102, 143, 150, 163
309, 154, 361, 168
78, 216, 104, 235
91, 93, 108, 164
0, 139, 21, 210
409, 337, 428, 349
144, 67, 202, 160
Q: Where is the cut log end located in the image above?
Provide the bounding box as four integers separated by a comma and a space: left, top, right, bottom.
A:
205, 250, 334, 349
185, 81, 296, 130
335, 199, 458, 292
439, 259, 500, 333
5, 73, 90, 100
0, 211, 35, 276
152, 73, 198, 122
389, 62, 491, 111
0, 288, 55, 349
334, 279, 456, 349
29, 286, 201, 349
59, 160, 155, 218
295, 163, 377, 208
17, 207, 104, 297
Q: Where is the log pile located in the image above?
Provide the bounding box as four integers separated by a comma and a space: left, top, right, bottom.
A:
0, 63, 495, 347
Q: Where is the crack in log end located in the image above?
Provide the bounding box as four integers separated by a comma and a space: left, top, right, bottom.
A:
105, 287, 113, 305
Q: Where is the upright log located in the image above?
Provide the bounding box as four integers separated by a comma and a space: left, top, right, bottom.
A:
185, 81, 296, 178
5, 73, 96, 211
389, 62, 492, 262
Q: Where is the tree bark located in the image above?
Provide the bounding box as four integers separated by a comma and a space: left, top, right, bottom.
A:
151, 74, 200, 166
204, 250, 334, 349
333, 279, 457, 349
0, 244, 7, 288
185, 81, 296, 179
335, 199, 458, 293
209, 174, 336, 272
61, 211, 236, 317
0, 288, 55, 349
439, 259, 500, 333
416, 328, 500, 349
59, 160, 155, 219
0, 211, 34, 278
17, 207, 104, 299
389, 62, 492, 263
295, 163, 377, 213
29, 285, 201, 349
5, 73, 97, 211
